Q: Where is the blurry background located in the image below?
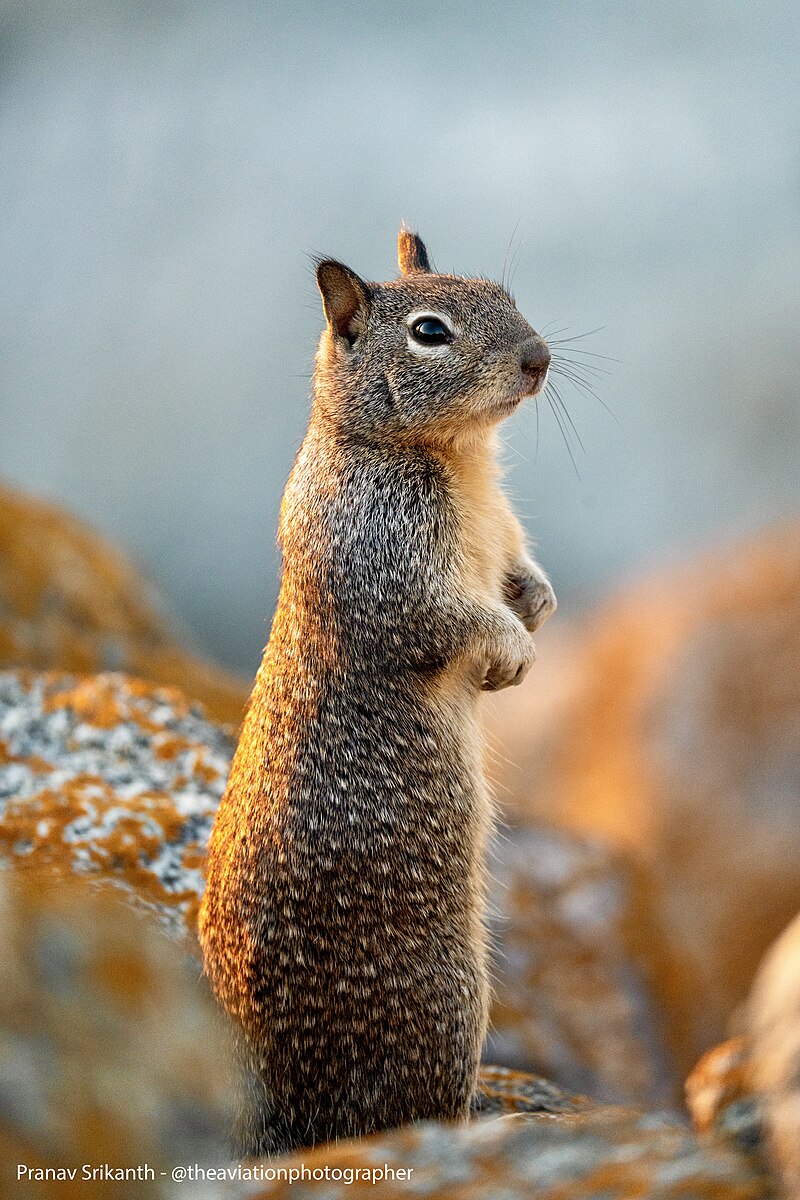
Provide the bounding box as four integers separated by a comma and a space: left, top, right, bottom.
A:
2, 0, 800, 1128
1, 0, 798, 675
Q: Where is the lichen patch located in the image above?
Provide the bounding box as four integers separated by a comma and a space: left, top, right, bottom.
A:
0, 671, 235, 936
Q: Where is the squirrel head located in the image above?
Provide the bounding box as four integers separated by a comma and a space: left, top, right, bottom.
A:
313, 229, 550, 445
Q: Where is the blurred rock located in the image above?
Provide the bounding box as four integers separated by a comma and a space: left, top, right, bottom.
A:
485, 519, 800, 1077
0, 870, 238, 1200
685, 1037, 761, 1151
0, 481, 249, 725
686, 909, 800, 1195
0, 669, 668, 1112
245, 1102, 772, 1199
474, 1063, 589, 1116
487, 826, 671, 1105
748, 910, 800, 1199
0, 867, 774, 1200
0, 667, 793, 1196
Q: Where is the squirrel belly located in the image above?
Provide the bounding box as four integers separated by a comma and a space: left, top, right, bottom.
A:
198, 229, 556, 1155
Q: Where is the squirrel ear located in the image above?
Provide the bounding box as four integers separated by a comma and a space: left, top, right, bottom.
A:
316, 260, 370, 345
397, 228, 431, 275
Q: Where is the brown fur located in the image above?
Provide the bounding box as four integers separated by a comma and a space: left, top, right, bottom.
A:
198, 230, 556, 1154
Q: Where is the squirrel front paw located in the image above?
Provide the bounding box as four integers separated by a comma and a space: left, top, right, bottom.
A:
502, 564, 557, 634
478, 622, 537, 692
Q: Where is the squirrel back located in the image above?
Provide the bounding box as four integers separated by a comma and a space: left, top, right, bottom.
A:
199, 229, 556, 1155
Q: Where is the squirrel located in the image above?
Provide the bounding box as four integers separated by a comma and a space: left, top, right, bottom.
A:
198, 228, 556, 1156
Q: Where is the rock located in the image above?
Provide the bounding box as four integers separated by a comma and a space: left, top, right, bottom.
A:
0, 670, 234, 934
748, 911, 800, 1199
474, 1064, 590, 1116
485, 519, 800, 1078
243, 1104, 771, 1199
0, 669, 667, 1110
685, 1037, 761, 1151
487, 826, 671, 1105
0, 481, 249, 725
686, 910, 800, 1195
0, 668, 787, 1196
0, 869, 237, 1199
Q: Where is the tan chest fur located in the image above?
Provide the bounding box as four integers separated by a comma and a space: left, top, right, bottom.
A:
440, 430, 523, 605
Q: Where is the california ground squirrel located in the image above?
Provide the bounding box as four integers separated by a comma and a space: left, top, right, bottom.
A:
198, 229, 556, 1155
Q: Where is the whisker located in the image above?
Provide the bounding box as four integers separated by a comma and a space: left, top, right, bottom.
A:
548, 379, 586, 453
508, 241, 524, 289
550, 399, 581, 478
548, 326, 605, 344
534, 394, 540, 468
539, 326, 620, 432
501, 219, 521, 292
546, 390, 581, 478
552, 361, 607, 399
550, 362, 621, 426
551, 362, 604, 395
498, 431, 529, 465
553, 370, 607, 414
550, 345, 621, 364
551, 354, 610, 380
551, 347, 609, 370
551, 354, 603, 386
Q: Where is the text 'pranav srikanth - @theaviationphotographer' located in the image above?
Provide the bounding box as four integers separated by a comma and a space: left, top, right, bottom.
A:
17, 1161, 415, 1185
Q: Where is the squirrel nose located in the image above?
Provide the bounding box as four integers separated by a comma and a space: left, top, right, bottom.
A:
520, 337, 551, 392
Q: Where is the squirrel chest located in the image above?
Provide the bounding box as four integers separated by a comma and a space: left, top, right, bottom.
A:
439, 433, 517, 605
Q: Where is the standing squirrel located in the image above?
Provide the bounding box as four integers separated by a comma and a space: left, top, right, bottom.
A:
199, 229, 556, 1155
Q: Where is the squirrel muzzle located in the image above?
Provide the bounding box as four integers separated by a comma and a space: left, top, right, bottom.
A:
519, 336, 551, 395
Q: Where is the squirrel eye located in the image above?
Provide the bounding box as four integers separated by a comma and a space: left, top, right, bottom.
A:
409, 316, 453, 346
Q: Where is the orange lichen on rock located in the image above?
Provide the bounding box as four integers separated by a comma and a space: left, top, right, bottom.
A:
0, 480, 249, 725
0, 669, 672, 1112
0, 670, 234, 934
485, 518, 800, 1079
0, 666, 790, 1197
